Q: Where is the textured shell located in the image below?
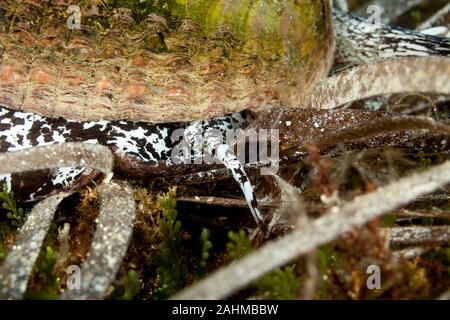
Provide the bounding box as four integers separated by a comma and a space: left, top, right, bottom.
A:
0, 0, 334, 122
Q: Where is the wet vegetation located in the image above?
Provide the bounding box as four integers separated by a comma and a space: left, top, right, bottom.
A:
0, 0, 450, 300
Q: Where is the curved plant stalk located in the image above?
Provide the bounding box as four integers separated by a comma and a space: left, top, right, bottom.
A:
386, 226, 450, 246
0, 193, 70, 299
172, 160, 450, 299
177, 196, 283, 210
60, 180, 135, 300
418, 3, 450, 30
392, 247, 430, 260
0, 143, 115, 299
175, 110, 450, 187
0, 143, 113, 178
354, 0, 425, 24
303, 57, 450, 110
317, 116, 450, 149
333, 9, 450, 68
272, 176, 318, 300
395, 209, 450, 219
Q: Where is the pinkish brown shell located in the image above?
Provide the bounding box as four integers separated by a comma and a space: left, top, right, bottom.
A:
0, 0, 334, 122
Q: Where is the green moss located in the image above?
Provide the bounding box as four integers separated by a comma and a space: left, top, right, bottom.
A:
226, 229, 252, 260
198, 228, 212, 271
24, 246, 58, 300
0, 183, 25, 262
317, 244, 337, 299
258, 266, 299, 300
416, 150, 432, 170
380, 215, 398, 228
108, 269, 141, 300
0, 184, 25, 228
121, 270, 142, 300
154, 189, 187, 299
226, 229, 300, 299
410, 10, 422, 24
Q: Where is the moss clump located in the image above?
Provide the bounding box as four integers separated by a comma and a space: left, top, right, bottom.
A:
226, 229, 300, 299
154, 189, 187, 299
315, 223, 436, 299
121, 270, 141, 300
24, 246, 58, 300
0, 183, 26, 263
258, 266, 299, 300
0, 185, 25, 228
198, 228, 212, 271
110, 269, 142, 300
226, 229, 252, 260
108, 268, 142, 300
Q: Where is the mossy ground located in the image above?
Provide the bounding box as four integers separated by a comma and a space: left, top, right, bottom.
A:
0, 0, 449, 300
2, 135, 450, 300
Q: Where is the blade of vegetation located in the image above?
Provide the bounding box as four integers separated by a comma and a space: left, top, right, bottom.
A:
0, 193, 69, 299
333, 10, 450, 68
304, 57, 450, 110
172, 160, 450, 299
317, 116, 450, 149
0, 143, 113, 177
247, 108, 450, 159
387, 226, 450, 246
418, 3, 450, 30
272, 176, 318, 300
